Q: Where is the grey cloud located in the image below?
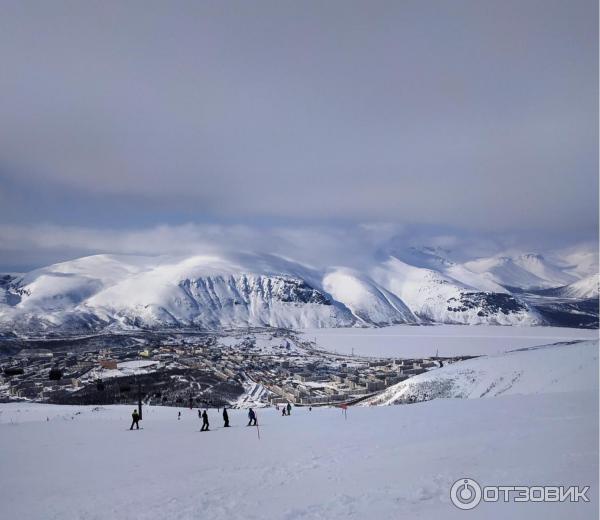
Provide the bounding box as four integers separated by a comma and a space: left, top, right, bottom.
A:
0, 221, 593, 273
0, 0, 597, 269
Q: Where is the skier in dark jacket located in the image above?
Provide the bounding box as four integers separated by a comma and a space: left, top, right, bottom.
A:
247, 408, 257, 426
286, 403, 292, 415
130, 409, 140, 430
223, 408, 230, 427
201, 410, 210, 431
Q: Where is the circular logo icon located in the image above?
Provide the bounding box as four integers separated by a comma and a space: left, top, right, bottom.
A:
450, 478, 482, 510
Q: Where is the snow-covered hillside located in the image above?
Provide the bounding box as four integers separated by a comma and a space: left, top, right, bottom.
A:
0, 254, 357, 332
367, 340, 598, 405
370, 257, 540, 325
0, 391, 597, 520
462, 253, 576, 290
538, 274, 600, 299
322, 268, 416, 326
0, 245, 596, 334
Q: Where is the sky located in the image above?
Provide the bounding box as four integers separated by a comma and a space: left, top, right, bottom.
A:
0, 0, 597, 271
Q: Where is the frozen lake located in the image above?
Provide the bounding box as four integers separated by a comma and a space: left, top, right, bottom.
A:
301, 325, 598, 358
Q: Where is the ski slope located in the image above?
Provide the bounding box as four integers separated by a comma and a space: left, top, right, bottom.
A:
0, 391, 597, 520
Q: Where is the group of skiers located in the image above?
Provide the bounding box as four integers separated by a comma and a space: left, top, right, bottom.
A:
130, 402, 295, 431
200, 407, 255, 430
279, 402, 292, 416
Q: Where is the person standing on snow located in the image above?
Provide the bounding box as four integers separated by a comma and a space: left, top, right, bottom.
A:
201, 410, 210, 431
223, 408, 230, 427
178, 411, 181, 420
130, 409, 140, 430
286, 403, 292, 415
247, 408, 257, 426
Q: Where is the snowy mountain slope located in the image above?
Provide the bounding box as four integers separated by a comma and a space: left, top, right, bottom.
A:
393, 247, 509, 293
367, 340, 598, 406
513, 253, 578, 286
462, 256, 549, 289
550, 244, 599, 279
370, 256, 540, 325
536, 274, 600, 299
322, 268, 416, 326
462, 253, 578, 290
442, 264, 508, 293
0, 254, 357, 331
87, 264, 356, 330
0, 247, 596, 333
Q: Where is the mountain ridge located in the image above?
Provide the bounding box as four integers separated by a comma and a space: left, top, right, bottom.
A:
0, 249, 597, 334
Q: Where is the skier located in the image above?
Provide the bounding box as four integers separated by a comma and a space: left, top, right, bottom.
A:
178, 411, 181, 420
309, 406, 312, 412
281, 407, 286, 416
223, 407, 230, 427
286, 403, 292, 416
130, 409, 140, 430
247, 408, 257, 426
198, 409, 201, 419
201, 410, 210, 431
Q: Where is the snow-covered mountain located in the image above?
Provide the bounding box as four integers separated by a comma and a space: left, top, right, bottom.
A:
322, 268, 416, 326
462, 253, 577, 290
370, 257, 538, 325
0, 246, 596, 334
536, 274, 600, 299
550, 244, 599, 279
0, 254, 357, 332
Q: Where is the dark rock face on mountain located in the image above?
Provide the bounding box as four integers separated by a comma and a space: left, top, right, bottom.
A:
447, 293, 527, 317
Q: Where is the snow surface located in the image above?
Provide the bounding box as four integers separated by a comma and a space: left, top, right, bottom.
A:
552, 245, 600, 279
463, 254, 576, 290
368, 340, 598, 405
323, 267, 416, 325
548, 274, 600, 299
0, 392, 596, 519
302, 325, 598, 357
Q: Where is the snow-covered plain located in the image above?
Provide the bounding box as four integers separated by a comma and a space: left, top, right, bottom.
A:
303, 325, 598, 357
0, 392, 597, 520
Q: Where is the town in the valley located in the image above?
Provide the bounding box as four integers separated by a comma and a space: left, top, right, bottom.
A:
0, 329, 471, 408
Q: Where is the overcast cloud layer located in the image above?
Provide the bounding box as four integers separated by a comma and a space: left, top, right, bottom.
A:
0, 0, 597, 270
